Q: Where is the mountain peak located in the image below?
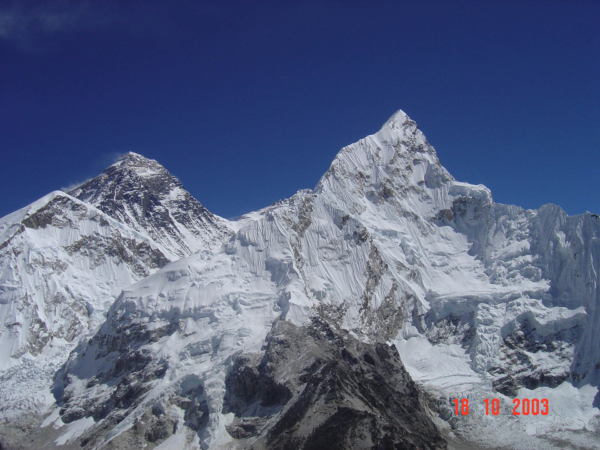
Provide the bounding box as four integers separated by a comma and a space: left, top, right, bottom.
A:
70, 152, 176, 205
3, 109, 600, 450
375, 109, 430, 151
383, 109, 410, 128
114, 151, 152, 164
315, 109, 448, 200
69, 153, 233, 259
108, 152, 166, 176
121, 151, 143, 158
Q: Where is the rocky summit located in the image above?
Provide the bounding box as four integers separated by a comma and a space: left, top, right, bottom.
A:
1, 111, 599, 449
70, 152, 233, 260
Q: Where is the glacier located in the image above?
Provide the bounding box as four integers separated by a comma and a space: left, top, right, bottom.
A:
0, 110, 599, 449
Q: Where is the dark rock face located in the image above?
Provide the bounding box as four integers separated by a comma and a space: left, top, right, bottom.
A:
70, 152, 232, 258
21, 195, 88, 230
52, 306, 209, 449
65, 232, 169, 277
491, 317, 581, 397
19, 194, 168, 278
56, 317, 176, 427
224, 319, 447, 450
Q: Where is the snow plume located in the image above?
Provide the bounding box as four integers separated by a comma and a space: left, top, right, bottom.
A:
60, 179, 90, 193
59, 152, 124, 194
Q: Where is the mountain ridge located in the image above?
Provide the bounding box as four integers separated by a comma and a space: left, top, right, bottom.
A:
1, 110, 599, 449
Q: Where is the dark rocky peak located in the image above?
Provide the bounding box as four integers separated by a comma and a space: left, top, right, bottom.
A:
107, 152, 178, 190
69, 152, 232, 259
70, 152, 179, 205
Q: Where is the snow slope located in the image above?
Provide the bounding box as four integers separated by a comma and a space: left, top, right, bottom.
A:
3, 111, 600, 449
0, 156, 234, 422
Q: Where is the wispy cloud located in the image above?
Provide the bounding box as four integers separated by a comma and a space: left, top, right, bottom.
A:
0, 1, 99, 49
0, 0, 230, 51
100, 151, 126, 168
60, 151, 125, 193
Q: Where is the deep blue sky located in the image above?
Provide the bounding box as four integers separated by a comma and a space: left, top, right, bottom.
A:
1, 0, 598, 220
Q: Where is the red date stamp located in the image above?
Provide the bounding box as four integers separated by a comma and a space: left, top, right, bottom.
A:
453, 398, 549, 416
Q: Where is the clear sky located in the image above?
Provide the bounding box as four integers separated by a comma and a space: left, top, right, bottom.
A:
1, 0, 598, 220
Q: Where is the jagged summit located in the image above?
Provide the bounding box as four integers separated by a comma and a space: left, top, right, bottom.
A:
115, 151, 147, 161
72, 152, 181, 202
110, 152, 164, 172
380, 109, 422, 137
315, 109, 455, 215
378, 109, 436, 155
69, 153, 233, 259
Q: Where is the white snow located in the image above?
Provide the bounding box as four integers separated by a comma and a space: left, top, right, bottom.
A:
54, 417, 96, 446
0, 192, 174, 417
2, 110, 599, 449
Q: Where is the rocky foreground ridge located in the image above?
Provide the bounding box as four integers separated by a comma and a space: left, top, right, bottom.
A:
1, 111, 599, 449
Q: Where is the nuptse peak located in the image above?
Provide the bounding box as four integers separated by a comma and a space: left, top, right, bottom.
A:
0, 110, 599, 449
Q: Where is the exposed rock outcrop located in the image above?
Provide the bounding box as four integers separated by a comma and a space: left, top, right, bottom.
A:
224, 319, 446, 450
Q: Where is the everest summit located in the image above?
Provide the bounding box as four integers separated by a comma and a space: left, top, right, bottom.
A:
1, 111, 599, 449
69, 152, 233, 260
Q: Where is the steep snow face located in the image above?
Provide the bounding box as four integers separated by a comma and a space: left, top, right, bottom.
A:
0, 192, 171, 418
434, 199, 600, 388
52, 111, 600, 449
70, 152, 233, 260
53, 202, 296, 449
313, 111, 599, 389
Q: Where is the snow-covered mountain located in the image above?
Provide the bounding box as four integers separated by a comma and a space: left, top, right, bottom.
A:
1, 111, 599, 449
0, 156, 233, 423
0, 191, 168, 418
70, 152, 233, 260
